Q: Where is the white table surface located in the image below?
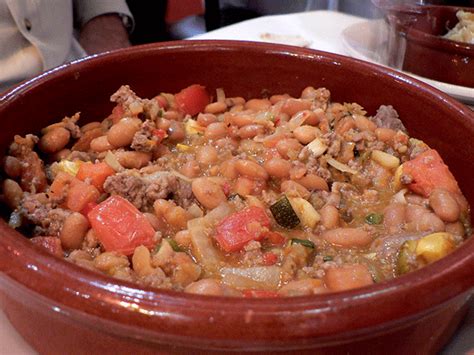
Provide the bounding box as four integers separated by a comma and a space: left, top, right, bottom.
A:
1, 10, 472, 354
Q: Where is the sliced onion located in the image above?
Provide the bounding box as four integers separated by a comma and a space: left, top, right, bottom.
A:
392, 189, 408, 204
189, 225, 222, 275
220, 266, 282, 290
286, 110, 308, 131
327, 157, 357, 175
104, 151, 123, 172
216, 88, 226, 103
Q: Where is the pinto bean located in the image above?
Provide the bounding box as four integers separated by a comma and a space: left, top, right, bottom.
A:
322, 228, 372, 247
3, 156, 22, 178
235, 159, 269, 180
281, 99, 312, 116
180, 161, 200, 178
278, 279, 324, 297
383, 203, 406, 231
185, 279, 224, 296
324, 264, 374, 291
165, 205, 192, 230
175, 230, 192, 248
234, 177, 255, 196
293, 125, 319, 144
245, 98, 271, 111
280, 180, 310, 200
204, 122, 227, 140
115, 151, 151, 169
90, 135, 114, 152
197, 113, 217, 127
132, 245, 155, 277
81, 121, 101, 132
276, 138, 302, 159
238, 124, 265, 139
293, 174, 329, 191
375, 128, 396, 142
192, 177, 227, 209
39, 127, 70, 153
205, 101, 227, 114
429, 189, 460, 222
417, 213, 446, 233
270, 94, 290, 104
353, 115, 377, 132
73, 127, 103, 151
219, 160, 238, 179
107, 118, 141, 148
320, 205, 339, 229
168, 121, 185, 142
263, 158, 291, 178
3, 179, 23, 209
196, 145, 218, 165
60, 212, 89, 250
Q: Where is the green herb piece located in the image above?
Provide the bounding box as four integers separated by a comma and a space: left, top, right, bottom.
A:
291, 238, 315, 249
270, 196, 300, 229
167, 238, 182, 252
322, 255, 333, 262
365, 213, 383, 225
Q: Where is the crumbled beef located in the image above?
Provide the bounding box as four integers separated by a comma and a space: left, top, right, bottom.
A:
19, 193, 70, 236
131, 119, 158, 152
146, 174, 179, 201
61, 113, 82, 139
110, 85, 144, 116
372, 105, 406, 132
9, 135, 47, 193
103, 173, 147, 210
104, 172, 196, 210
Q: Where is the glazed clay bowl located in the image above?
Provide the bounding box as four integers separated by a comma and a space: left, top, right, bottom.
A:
0, 41, 474, 354
374, 1, 474, 87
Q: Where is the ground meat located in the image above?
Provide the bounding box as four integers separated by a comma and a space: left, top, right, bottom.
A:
146, 174, 179, 201
372, 105, 406, 132
9, 135, 47, 193
131, 119, 158, 152
19, 193, 70, 236
104, 172, 196, 210
103, 173, 147, 210
110, 85, 144, 116
61, 113, 82, 139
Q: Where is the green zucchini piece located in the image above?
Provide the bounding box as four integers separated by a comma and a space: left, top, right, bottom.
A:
291, 238, 315, 249
270, 196, 300, 228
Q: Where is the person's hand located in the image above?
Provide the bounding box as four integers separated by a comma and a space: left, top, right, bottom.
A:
79, 14, 131, 55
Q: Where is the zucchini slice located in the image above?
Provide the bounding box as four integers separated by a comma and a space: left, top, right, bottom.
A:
270, 196, 300, 229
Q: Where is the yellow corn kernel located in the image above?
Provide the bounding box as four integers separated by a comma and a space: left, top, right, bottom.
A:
57, 160, 82, 176
371, 150, 400, 170
393, 163, 404, 191
176, 143, 192, 152
415, 232, 455, 264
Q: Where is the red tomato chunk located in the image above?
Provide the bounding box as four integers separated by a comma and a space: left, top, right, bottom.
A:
214, 206, 271, 252
175, 84, 210, 116
88, 195, 156, 255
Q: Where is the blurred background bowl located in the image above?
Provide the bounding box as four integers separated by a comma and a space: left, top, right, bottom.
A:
373, 0, 474, 87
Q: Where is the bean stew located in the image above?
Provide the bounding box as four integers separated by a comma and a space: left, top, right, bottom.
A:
2, 84, 471, 297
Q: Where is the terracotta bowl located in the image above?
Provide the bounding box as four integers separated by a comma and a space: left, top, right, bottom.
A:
373, 1, 474, 87
0, 41, 473, 354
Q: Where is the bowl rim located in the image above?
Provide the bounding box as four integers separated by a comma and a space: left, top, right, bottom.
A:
1, 40, 473, 344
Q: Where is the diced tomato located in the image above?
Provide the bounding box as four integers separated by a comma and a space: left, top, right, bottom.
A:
242, 289, 280, 298
66, 180, 100, 212
30, 236, 63, 257
152, 128, 168, 143
262, 252, 278, 266
80, 201, 98, 217
403, 149, 460, 197
109, 104, 125, 123
88, 195, 156, 255
175, 84, 210, 116
49, 171, 75, 200
263, 231, 286, 245
214, 206, 271, 253
76, 162, 115, 191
